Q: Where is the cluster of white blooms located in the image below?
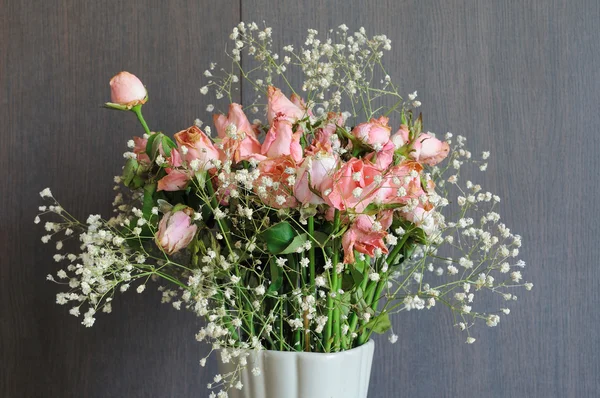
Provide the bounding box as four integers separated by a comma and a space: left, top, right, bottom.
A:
377, 134, 531, 340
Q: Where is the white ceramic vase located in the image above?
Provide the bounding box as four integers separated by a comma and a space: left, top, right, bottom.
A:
218, 340, 375, 398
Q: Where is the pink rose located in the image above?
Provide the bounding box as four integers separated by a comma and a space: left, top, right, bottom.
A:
167, 146, 183, 168
155, 209, 197, 255
254, 156, 298, 209
267, 86, 306, 125
305, 113, 343, 156
157, 169, 190, 192
391, 124, 410, 149
261, 117, 303, 162
375, 161, 426, 205
322, 158, 382, 213
213, 103, 262, 163
132, 136, 151, 164
174, 126, 219, 170
294, 153, 338, 205
109, 71, 147, 107
365, 140, 395, 170
342, 215, 389, 264
352, 116, 391, 149
412, 133, 450, 166
290, 93, 313, 116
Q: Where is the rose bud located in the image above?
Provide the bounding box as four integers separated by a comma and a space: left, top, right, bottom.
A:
412, 133, 450, 166
155, 209, 197, 255
391, 124, 410, 149
109, 71, 147, 107
352, 116, 391, 149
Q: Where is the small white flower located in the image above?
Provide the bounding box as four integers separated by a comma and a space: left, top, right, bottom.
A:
511, 271, 522, 282
275, 257, 287, 267
352, 187, 363, 198
136, 284, 146, 294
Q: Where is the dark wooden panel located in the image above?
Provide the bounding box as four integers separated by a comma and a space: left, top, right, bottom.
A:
1, 1, 239, 397
238, 1, 599, 397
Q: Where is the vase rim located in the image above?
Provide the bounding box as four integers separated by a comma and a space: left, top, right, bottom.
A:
257, 339, 374, 358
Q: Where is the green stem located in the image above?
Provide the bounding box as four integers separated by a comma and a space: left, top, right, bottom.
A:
308, 216, 316, 290
131, 104, 151, 135
383, 97, 404, 117
324, 210, 340, 352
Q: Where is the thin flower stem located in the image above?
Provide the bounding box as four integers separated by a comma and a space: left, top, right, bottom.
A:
131, 105, 151, 135
308, 216, 316, 290
324, 210, 340, 352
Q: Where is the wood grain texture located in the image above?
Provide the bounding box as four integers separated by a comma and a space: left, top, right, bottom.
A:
2, 0, 600, 397
241, 1, 600, 397
0, 1, 239, 397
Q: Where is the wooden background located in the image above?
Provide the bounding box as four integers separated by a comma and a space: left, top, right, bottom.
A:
2, 1, 599, 397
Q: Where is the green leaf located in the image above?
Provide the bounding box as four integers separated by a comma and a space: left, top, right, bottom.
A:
311, 231, 329, 246
267, 257, 283, 293
104, 102, 129, 111
259, 222, 296, 254
280, 233, 308, 254
363, 312, 391, 334
350, 266, 365, 285
145, 133, 159, 158
131, 174, 145, 190
142, 183, 157, 220
122, 158, 138, 186
161, 135, 172, 157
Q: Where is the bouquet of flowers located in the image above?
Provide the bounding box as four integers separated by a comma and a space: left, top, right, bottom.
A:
37, 23, 531, 395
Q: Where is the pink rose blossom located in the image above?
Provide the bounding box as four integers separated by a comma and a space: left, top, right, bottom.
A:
167, 147, 183, 168
174, 126, 219, 170
352, 116, 391, 148
213, 103, 262, 163
365, 140, 395, 170
261, 117, 303, 162
412, 133, 450, 166
342, 215, 389, 264
109, 71, 147, 107
294, 153, 338, 205
322, 158, 382, 213
305, 113, 343, 156
254, 156, 298, 209
155, 209, 197, 255
132, 136, 150, 164
267, 86, 306, 125
375, 161, 427, 205
391, 124, 410, 149
157, 169, 190, 192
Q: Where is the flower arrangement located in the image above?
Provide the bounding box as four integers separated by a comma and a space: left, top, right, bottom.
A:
37, 23, 531, 396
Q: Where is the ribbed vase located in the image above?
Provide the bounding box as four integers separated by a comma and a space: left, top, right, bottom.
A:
218, 340, 375, 398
